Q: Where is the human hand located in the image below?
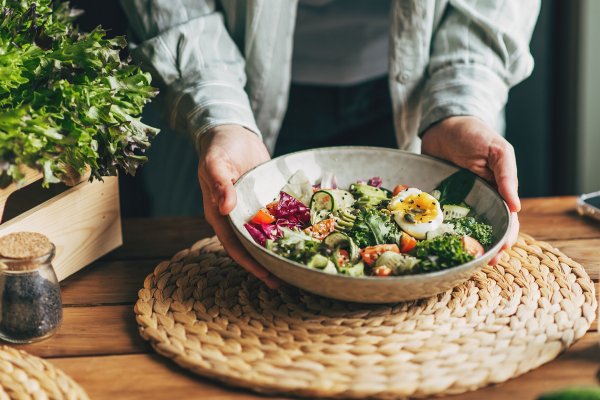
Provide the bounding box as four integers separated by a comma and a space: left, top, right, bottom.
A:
421, 116, 520, 264
198, 125, 281, 288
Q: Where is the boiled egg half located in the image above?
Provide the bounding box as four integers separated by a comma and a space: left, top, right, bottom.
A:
388, 188, 443, 239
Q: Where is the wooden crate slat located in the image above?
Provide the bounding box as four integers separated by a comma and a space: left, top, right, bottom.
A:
0, 177, 122, 281
0, 167, 43, 216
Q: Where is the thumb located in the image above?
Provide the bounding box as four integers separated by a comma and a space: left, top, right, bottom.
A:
489, 142, 521, 213
202, 158, 238, 216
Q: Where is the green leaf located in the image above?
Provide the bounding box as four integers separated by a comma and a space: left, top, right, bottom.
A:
435, 169, 476, 206
450, 217, 493, 247
0, 0, 159, 186
415, 233, 474, 271
349, 208, 400, 247
538, 387, 600, 400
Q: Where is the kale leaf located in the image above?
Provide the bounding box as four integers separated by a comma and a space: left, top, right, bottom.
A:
0, 0, 159, 187
415, 233, 474, 272
450, 217, 493, 247
349, 208, 400, 248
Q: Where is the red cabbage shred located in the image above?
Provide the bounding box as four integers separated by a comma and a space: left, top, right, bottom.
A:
245, 192, 310, 246
367, 176, 383, 188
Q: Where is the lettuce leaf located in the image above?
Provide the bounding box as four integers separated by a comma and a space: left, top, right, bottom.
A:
0, 0, 159, 187
268, 228, 321, 263
280, 170, 313, 206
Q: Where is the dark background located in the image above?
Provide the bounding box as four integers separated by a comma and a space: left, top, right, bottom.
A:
71, 0, 576, 217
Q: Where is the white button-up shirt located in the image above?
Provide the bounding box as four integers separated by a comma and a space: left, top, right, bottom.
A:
122, 0, 540, 153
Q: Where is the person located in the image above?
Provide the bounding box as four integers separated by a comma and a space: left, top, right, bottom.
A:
121, 0, 540, 289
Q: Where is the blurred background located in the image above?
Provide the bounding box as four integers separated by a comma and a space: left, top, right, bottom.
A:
71, 0, 600, 217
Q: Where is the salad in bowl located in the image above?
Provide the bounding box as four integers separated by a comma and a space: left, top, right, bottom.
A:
228, 147, 510, 303
244, 170, 493, 278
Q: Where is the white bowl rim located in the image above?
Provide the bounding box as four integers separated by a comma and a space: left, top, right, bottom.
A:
228, 146, 511, 283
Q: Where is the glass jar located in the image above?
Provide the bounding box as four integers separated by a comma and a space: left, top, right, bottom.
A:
0, 244, 62, 343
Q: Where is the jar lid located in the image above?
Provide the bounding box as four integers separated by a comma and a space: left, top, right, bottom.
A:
0, 232, 53, 260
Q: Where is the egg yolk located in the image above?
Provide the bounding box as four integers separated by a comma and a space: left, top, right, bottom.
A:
394, 193, 439, 223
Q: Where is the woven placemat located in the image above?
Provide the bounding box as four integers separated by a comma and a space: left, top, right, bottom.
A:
135, 234, 597, 399
0, 346, 88, 400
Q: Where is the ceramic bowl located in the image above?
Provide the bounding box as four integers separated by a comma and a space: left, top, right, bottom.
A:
229, 147, 510, 303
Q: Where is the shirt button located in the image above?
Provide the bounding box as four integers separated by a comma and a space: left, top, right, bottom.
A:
397, 72, 411, 84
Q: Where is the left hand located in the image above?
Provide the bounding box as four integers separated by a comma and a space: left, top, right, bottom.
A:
421, 116, 520, 265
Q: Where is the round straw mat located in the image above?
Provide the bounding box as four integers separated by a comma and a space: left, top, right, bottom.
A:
135, 234, 597, 399
0, 346, 88, 400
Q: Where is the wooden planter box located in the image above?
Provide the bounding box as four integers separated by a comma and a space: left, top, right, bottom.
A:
0, 168, 122, 281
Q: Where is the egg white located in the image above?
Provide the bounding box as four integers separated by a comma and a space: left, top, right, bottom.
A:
389, 189, 443, 239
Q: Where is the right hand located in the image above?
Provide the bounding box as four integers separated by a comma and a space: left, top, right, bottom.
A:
198, 125, 281, 289
421, 116, 521, 265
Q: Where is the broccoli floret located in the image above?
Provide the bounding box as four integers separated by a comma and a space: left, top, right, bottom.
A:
449, 217, 493, 247
415, 233, 474, 272
349, 182, 390, 208
349, 208, 400, 248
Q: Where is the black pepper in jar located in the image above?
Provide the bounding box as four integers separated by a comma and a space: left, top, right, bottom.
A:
0, 232, 62, 343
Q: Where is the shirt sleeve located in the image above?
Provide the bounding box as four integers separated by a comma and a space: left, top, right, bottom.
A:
418, 0, 541, 134
120, 0, 261, 149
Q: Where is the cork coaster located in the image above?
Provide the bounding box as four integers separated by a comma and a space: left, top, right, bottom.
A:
0, 346, 88, 399
135, 234, 597, 398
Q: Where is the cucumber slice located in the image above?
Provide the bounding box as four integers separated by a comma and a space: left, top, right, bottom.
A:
341, 261, 365, 277
442, 204, 470, 220
323, 231, 349, 247
310, 190, 334, 224
430, 189, 441, 201
307, 254, 330, 269
425, 223, 455, 240
323, 232, 360, 262
333, 190, 355, 209
310, 190, 355, 224
265, 240, 276, 251
322, 260, 338, 274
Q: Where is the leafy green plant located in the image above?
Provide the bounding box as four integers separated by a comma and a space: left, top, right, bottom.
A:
434, 169, 476, 206
0, 0, 159, 187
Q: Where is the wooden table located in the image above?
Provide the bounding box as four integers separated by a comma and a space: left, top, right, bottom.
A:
13, 197, 600, 399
